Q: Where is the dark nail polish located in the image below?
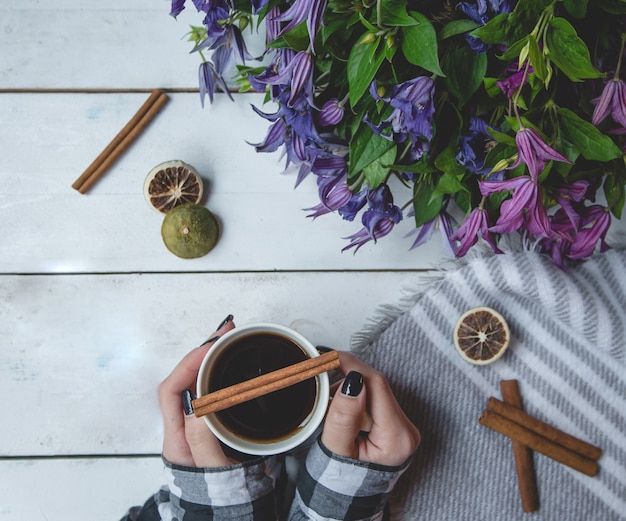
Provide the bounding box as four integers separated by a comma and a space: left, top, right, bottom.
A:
216, 314, 234, 330
182, 390, 195, 416
199, 335, 220, 347
341, 371, 363, 397
316, 345, 334, 353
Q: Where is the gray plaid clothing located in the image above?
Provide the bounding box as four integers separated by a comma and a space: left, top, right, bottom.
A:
121, 438, 411, 521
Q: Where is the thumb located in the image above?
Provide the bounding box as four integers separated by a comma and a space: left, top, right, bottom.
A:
321, 371, 366, 459
183, 391, 232, 467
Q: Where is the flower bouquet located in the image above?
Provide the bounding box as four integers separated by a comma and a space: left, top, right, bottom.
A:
169, 0, 626, 268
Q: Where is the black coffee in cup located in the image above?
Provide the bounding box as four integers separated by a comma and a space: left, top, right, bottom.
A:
208, 332, 317, 441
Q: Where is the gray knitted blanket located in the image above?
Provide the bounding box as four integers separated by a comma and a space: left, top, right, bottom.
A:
353, 247, 626, 520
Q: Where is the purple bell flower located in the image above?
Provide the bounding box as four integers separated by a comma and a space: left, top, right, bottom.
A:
568, 205, 611, 259
343, 185, 403, 252
273, 0, 328, 51
318, 98, 345, 126
592, 78, 626, 128
368, 77, 436, 160
451, 207, 502, 257
480, 175, 551, 238
511, 127, 571, 180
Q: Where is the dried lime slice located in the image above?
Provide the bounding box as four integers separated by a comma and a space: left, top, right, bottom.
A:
144, 160, 203, 213
161, 203, 219, 259
453, 306, 510, 365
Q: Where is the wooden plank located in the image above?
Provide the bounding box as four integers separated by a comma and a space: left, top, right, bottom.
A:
0, 457, 164, 521
0, 0, 265, 90
0, 92, 447, 273
0, 271, 416, 456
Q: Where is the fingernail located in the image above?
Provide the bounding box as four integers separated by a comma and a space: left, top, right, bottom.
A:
216, 314, 234, 330
341, 371, 363, 397
182, 390, 195, 416
316, 345, 334, 353
199, 335, 220, 347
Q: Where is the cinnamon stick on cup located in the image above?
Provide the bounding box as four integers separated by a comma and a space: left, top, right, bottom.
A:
192, 350, 340, 417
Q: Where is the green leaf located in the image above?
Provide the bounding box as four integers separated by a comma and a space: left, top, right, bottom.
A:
604, 174, 625, 219
401, 12, 445, 76
470, 12, 508, 44
380, 0, 418, 27
268, 21, 310, 50
563, 0, 588, 18
388, 157, 437, 174
363, 145, 397, 189
557, 108, 623, 161
528, 34, 548, 84
442, 46, 487, 106
440, 19, 480, 40
434, 171, 465, 196
412, 177, 443, 227
349, 125, 396, 178
545, 18, 603, 82
348, 39, 385, 107
434, 145, 466, 177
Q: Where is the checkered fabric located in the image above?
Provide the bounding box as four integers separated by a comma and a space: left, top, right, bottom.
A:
121, 438, 409, 521
288, 438, 411, 521
122, 455, 282, 521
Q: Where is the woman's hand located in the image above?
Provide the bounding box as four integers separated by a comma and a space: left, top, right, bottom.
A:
159, 315, 235, 468
321, 351, 421, 466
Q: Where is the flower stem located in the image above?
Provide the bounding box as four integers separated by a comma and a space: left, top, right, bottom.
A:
614, 33, 626, 79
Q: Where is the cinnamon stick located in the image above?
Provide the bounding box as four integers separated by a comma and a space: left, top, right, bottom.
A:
72, 89, 169, 194
486, 397, 602, 461
193, 350, 340, 417
500, 380, 539, 512
479, 409, 599, 477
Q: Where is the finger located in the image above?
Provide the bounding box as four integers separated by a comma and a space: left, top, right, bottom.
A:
183, 391, 233, 467
321, 371, 366, 459
336, 352, 410, 427
160, 316, 235, 462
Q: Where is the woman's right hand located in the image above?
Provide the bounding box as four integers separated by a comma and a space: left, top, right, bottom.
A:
321, 351, 420, 466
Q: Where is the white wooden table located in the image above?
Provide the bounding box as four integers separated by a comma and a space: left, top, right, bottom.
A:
2, 2, 624, 520
0, 2, 444, 519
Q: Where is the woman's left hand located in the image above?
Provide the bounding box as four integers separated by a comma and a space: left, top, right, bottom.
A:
159, 315, 236, 468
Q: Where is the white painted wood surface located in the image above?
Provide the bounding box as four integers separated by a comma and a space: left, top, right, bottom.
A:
0, 271, 413, 457
1, 2, 625, 520
0, 91, 446, 274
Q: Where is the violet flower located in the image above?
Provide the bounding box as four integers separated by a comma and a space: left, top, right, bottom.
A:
553, 180, 590, 229
273, 0, 328, 51
456, 117, 501, 176
343, 185, 403, 252
407, 198, 458, 255
497, 61, 533, 98
540, 209, 577, 269
451, 207, 502, 256
170, 0, 186, 17
568, 205, 611, 259
253, 51, 314, 107
457, 0, 512, 53
199, 60, 231, 106
480, 175, 551, 238
368, 77, 436, 160
511, 127, 571, 180
592, 78, 626, 128
318, 98, 345, 126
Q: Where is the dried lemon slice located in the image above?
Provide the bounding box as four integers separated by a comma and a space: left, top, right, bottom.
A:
453, 306, 510, 365
144, 160, 203, 213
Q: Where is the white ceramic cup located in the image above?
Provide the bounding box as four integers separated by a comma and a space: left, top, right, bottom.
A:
196, 323, 330, 456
